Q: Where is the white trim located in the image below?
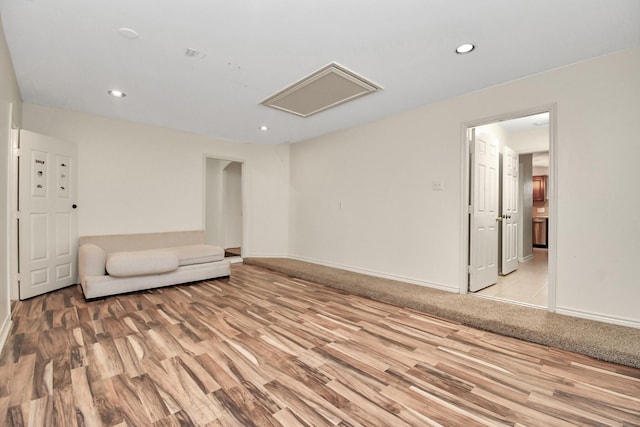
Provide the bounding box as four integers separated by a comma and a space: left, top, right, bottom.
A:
518, 254, 534, 263
0, 315, 11, 352
202, 154, 247, 256
248, 253, 291, 258
288, 255, 459, 293
555, 306, 640, 329
458, 125, 470, 294
546, 104, 558, 312
246, 252, 292, 259
3, 105, 15, 320
9, 126, 19, 300
460, 104, 558, 312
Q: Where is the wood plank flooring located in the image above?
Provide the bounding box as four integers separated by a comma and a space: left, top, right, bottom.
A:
1, 263, 639, 426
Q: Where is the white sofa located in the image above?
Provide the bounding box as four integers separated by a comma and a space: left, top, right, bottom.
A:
78, 230, 230, 299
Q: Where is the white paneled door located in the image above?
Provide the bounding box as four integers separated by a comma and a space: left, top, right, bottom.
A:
501, 145, 519, 275
469, 129, 499, 292
18, 130, 78, 299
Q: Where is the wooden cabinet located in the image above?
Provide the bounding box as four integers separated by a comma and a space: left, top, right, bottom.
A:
533, 175, 546, 201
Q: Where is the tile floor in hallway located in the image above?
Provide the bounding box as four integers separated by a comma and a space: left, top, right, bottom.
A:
475, 248, 548, 307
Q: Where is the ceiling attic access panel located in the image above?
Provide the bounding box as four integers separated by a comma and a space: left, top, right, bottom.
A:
261, 62, 382, 117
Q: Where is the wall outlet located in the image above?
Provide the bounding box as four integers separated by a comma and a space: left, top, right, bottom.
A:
432, 180, 444, 190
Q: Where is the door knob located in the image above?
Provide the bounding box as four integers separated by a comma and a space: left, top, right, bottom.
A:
496, 217, 503, 221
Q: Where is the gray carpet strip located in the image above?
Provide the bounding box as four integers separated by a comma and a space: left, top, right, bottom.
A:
244, 257, 640, 368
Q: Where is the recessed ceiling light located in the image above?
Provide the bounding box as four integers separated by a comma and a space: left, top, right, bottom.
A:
456, 43, 475, 54
118, 28, 139, 39
259, 125, 269, 131
108, 90, 126, 98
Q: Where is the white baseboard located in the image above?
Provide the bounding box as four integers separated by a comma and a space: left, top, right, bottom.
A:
518, 254, 534, 263
287, 255, 459, 293
244, 252, 289, 259
555, 306, 640, 329
0, 314, 11, 352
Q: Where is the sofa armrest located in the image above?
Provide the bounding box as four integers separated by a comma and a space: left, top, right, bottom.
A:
79, 243, 107, 285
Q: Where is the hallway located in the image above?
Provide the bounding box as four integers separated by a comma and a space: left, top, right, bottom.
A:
476, 248, 548, 307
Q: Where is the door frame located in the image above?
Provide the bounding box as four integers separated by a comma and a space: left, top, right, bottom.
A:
221, 161, 243, 251
202, 154, 246, 259
8, 121, 19, 301
459, 104, 557, 312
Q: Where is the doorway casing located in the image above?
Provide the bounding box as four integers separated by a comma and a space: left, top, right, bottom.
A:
203, 155, 246, 260
459, 104, 557, 312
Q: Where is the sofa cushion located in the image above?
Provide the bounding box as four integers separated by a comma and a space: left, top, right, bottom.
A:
172, 244, 225, 266
106, 249, 179, 277
79, 244, 107, 279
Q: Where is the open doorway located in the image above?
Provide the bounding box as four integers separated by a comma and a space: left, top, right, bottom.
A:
465, 110, 553, 309
204, 157, 243, 261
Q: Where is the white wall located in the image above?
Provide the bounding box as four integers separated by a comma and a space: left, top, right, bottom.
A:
519, 154, 533, 260
290, 106, 463, 291
0, 16, 22, 346
205, 158, 224, 246
533, 166, 550, 176
21, 104, 290, 258
290, 47, 640, 326
223, 162, 243, 249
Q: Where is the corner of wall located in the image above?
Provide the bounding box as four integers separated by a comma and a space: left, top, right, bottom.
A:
1, 17, 22, 349
0, 311, 11, 352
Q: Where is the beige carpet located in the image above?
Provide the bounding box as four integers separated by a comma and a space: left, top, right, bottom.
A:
244, 257, 640, 368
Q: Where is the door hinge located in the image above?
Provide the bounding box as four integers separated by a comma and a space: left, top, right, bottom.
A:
467, 265, 472, 274
468, 205, 472, 214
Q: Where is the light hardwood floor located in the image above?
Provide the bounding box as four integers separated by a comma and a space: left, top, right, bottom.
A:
1, 263, 639, 426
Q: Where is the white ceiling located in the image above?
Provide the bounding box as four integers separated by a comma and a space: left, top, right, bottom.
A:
498, 113, 549, 134
1, 1, 639, 145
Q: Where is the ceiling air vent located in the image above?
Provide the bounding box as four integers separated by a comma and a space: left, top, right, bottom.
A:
261, 62, 382, 118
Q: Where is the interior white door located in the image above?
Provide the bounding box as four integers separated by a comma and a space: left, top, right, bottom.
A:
469, 129, 499, 292
18, 130, 78, 299
501, 145, 519, 275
